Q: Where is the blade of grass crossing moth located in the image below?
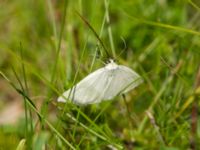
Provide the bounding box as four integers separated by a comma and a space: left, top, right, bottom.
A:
0, 72, 76, 150
54, 15, 103, 146
72, 4, 110, 143
55, 35, 91, 143
57, 1, 108, 141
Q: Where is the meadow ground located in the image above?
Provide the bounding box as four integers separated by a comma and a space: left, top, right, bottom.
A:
0, 0, 200, 149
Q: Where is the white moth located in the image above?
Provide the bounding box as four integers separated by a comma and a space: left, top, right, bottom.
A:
58, 59, 143, 105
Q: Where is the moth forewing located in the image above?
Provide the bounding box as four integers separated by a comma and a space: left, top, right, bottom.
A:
57, 60, 143, 105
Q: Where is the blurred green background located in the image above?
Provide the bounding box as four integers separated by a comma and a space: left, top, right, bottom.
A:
0, 0, 200, 149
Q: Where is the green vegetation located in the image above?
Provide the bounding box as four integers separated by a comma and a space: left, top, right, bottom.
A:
0, 0, 200, 149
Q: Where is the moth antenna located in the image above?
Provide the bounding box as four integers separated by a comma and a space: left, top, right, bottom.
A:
115, 36, 128, 61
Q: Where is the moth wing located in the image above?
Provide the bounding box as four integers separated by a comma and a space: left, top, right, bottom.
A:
57, 67, 108, 105
118, 65, 143, 93
102, 65, 143, 100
